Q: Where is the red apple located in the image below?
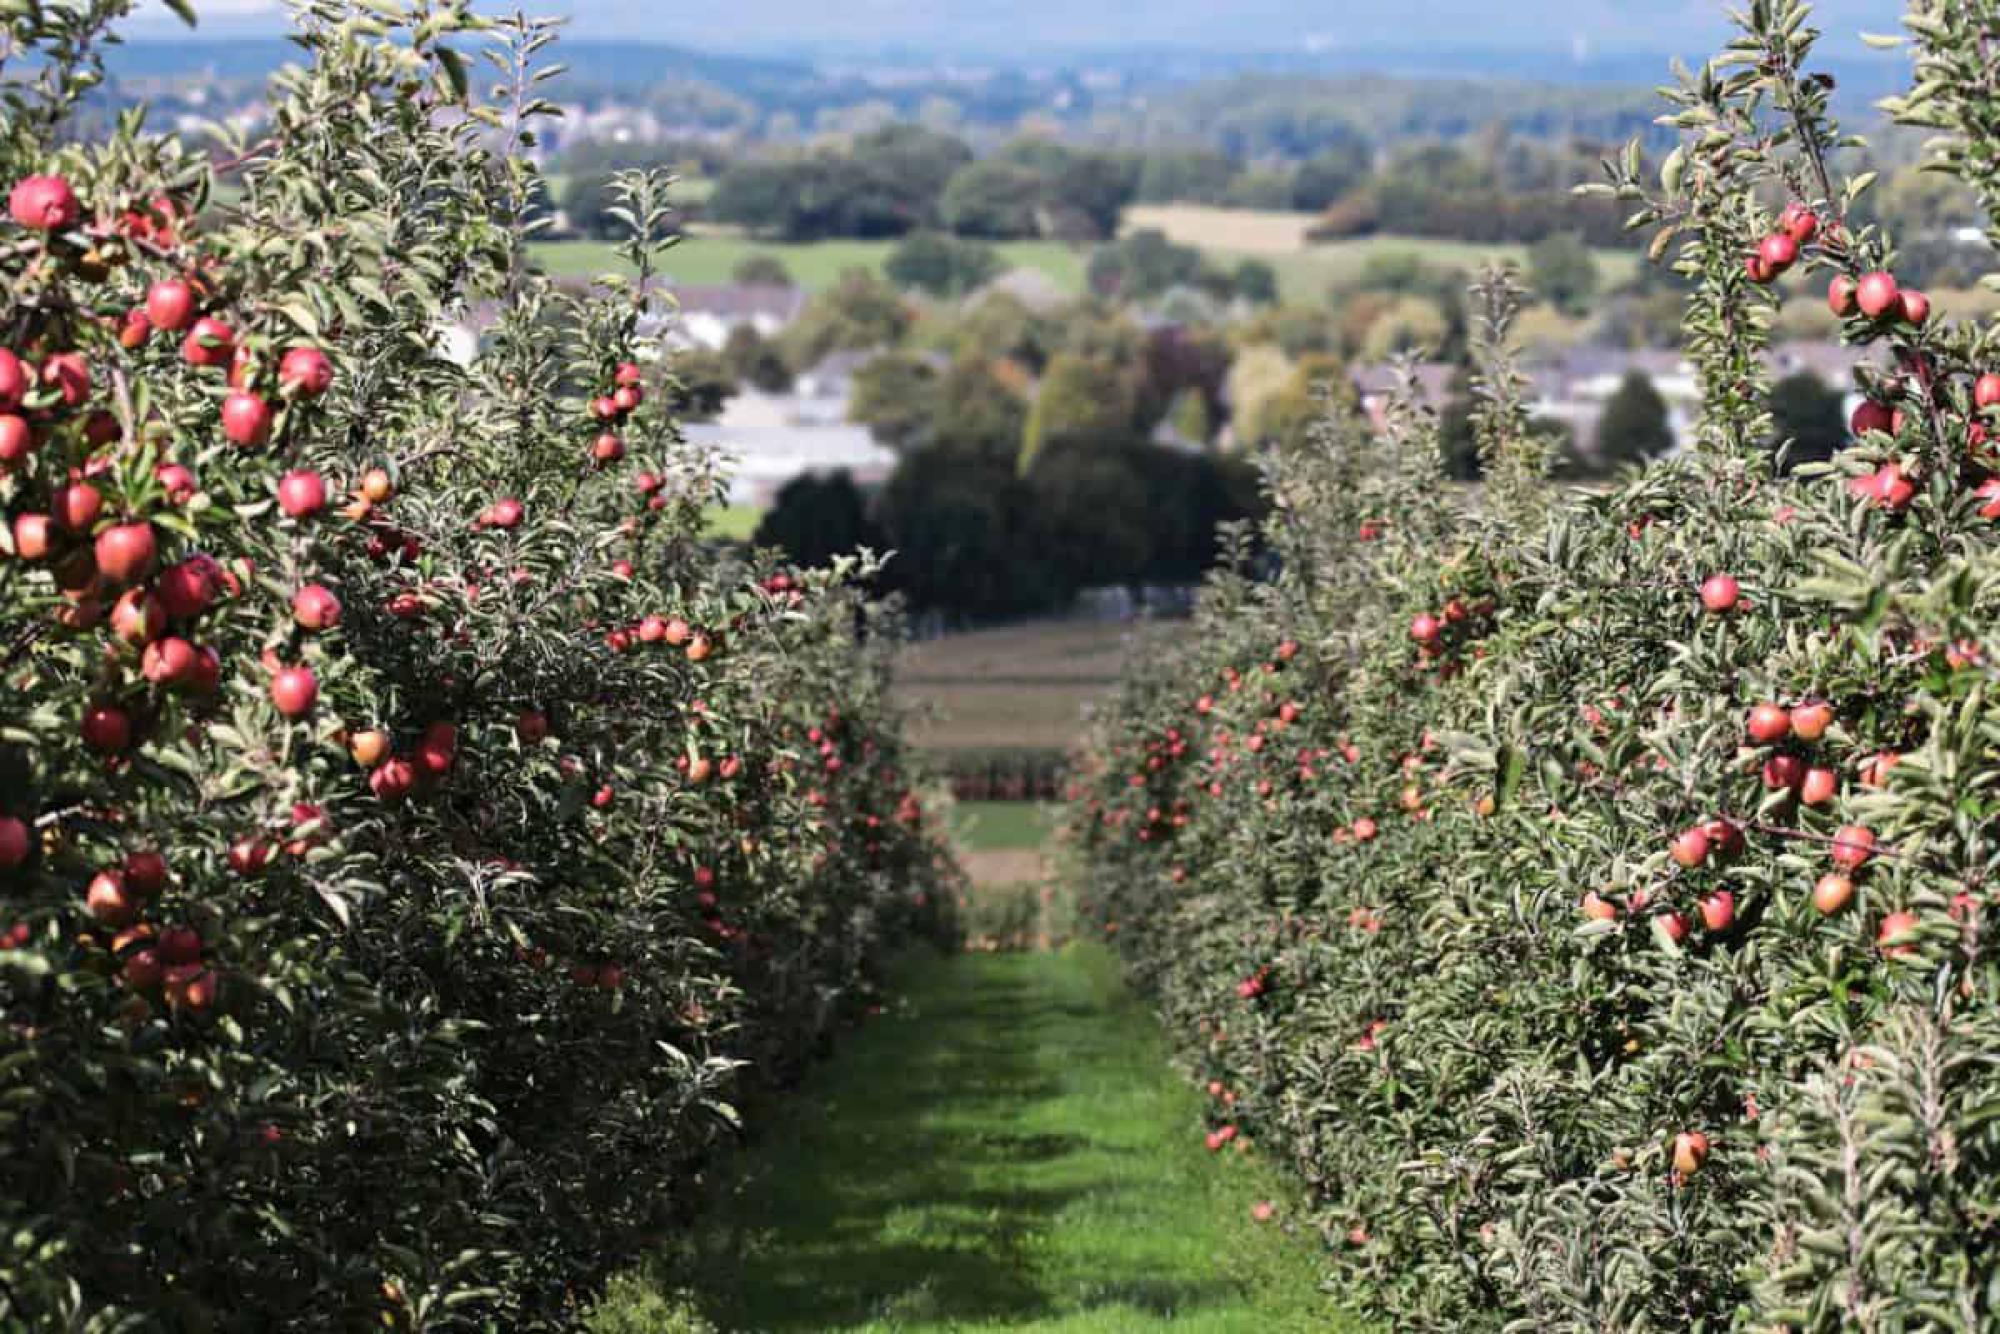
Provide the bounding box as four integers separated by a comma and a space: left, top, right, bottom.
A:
1669, 826, 1711, 869
1898, 289, 1931, 325
51, 482, 102, 534
0, 413, 32, 463
86, 870, 139, 927
0, 816, 31, 870
140, 636, 197, 686
94, 522, 156, 586
180, 316, 237, 369
123, 850, 168, 897
1977, 373, 2000, 410
1856, 271, 1900, 320
221, 391, 273, 446
145, 279, 196, 332
278, 346, 333, 398
1759, 233, 1797, 272
1831, 824, 1876, 870
484, 497, 524, 529
8, 174, 79, 230
156, 557, 218, 620
1409, 613, 1442, 644
1746, 703, 1791, 745
1850, 399, 1894, 437
1789, 701, 1833, 741
415, 722, 457, 776
1698, 891, 1735, 932
158, 925, 202, 966
270, 666, 317, 717
1812, 872, 1853, 915
1781, 202, 1818, 243
1699, 574, 1739, 613
292, 583, 342, 631
1672, 1130, 1709, 1176
370, 757, 415, 803
278, 470, 327, 518
1761, 753, 1805, 791
1878, 909, 1919, 958
1800, 767, 1838, 806
0, 348, 25, 410
80, 703, 132, 753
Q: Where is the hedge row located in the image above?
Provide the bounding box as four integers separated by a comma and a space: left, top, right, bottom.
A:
0, 6, 954, 1329
1071, 5, 2000, 1330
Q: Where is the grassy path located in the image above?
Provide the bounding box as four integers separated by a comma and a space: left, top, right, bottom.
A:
592, 946, 1359, 1332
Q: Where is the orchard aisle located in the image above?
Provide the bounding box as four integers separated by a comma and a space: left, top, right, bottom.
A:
594, 945, 1362, 1333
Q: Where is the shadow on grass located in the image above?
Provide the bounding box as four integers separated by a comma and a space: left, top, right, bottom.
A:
608, 948, 1350, 1334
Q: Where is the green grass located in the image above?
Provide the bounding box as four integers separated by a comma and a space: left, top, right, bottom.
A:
531, 234, 1088, 294
1261, 234, 1642, 306
589, 946, 1362, 1333
954, 800, 1057, 852
702, 504, 762, 542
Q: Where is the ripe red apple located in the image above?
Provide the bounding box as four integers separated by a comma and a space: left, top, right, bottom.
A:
1744, 253, 1774, 285
1877, 909, 1919, 958
292, 583, 342, 631
140, 636, 198, 686
1898, 289, 1931, 325
11, 513, 53, 561
94, 522, 157, 586
484, 497, 524, 529
592, 432, 624, 463
1352, 817, 1377, 842
51, 482, 102, 534
663, 617, 691, 645
123, 850, 168, 896
1812, 872, 1853, 915
181, 316, 237, 369
145, 279, 196, 332
277, 470, 327, 518
158, 924, 202, 966
226, 836, 274, 878
86, 870, 139, 927
1856, 271, 1900, 320
155, 462, 197, 503
187, 646, 221, 696
1789, 701, 1833, 741
415, 722, 457, 776
278, 346, 333, 398
40, 351, 88, 408
80, 703, 132, 753
1746, 703, 1791, 745
123, 948, 164, 991
615, 361, 643, 387
156, 557, 218, 620
0, 413, 32, 463
0, 816, 31, 870
221, 391, 273, 447
1669, 826, 1711, 869
1409, 612, 1442, 644
350, 730, 391, 767
1977, 373, 2000, 411
1761, 753, 1805, 791
1672, 1130, 1709, 1176
0, 348, 25, 410
1758, 233, 1797, 272
360, 468, 394, 503
1699, 574, 1739, 613
686, 634, 712, 663
1580, 891, 1618, 922
118, 309, 153, 350
1800, 767, 1838, 806
1698, 891, 1736, 932
8, 174, 79, 230
270, 666, 318, 717
1781, 201, 1818, 244
638, 615, 667, 643
370, 757, 415, 802
1831, 824, 1876, 870
1850, 399, 1894, 437
516, 709, 549, 744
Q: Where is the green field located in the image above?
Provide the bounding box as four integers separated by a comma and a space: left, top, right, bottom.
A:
898, 619, 1150, 753
588, 947, 1363, 1333
531, 232, 1089, 293
533, 219, 1636, 310
701, 503, 762, 541
954, 800, 1058, 852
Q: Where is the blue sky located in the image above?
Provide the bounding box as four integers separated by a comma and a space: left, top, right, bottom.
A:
131, 0, 1907, 54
